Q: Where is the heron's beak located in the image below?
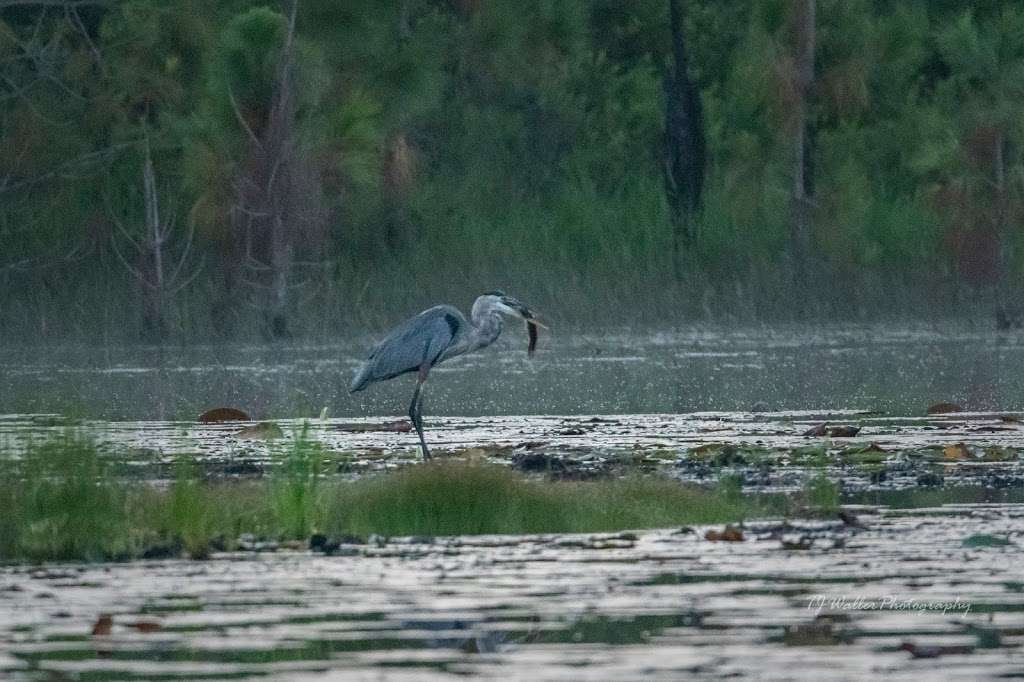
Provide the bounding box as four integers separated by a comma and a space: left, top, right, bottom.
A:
501, 296, 548, 328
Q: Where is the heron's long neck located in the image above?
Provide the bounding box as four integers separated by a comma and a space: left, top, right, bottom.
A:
466, 311, 503, 352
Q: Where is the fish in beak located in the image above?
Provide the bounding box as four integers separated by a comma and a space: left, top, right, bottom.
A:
499, 295, 547, 356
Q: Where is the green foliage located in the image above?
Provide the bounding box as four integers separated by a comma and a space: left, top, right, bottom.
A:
210, 7, 287, 122
270, 425, 323, 538
961, 533, 1012, 548
0, 437, 133, 562
167, 457, 215, 559
801, 473, 840, 514
3, 1, 1024, 338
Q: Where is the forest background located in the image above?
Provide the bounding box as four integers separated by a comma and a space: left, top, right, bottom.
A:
1, 0, 1023, 341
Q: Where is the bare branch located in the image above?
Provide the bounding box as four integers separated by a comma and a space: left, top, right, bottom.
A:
109, 233, 152, 286
167, 257, 205, 296
167, 211, 197, 284
103, 189, 142, 252
227, 85, 262, 148
65, 6, 107, 77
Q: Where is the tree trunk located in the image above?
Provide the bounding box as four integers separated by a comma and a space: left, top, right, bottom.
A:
140, 151, 167, 340
790, 0, 816, 297
231, 0, 302, 339
381, 129, 416, 251
663, 0, 706, 282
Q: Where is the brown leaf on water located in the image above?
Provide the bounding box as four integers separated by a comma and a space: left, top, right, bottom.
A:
943, 443, 972, 461
91, 614, 112, 636
198, 407, 251, 423
927, 402, 963, 415
802, 423, 828, 437
705, 525, 744, 542
236, 422, 284, 440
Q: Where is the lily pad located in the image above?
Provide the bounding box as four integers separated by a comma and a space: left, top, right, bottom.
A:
802, 423, 828, 437
943, 443, 974, 461
705, 525, 744, 542
962, 534, 1012, 548
927, 402, 963, 415
236, 422, 283, 440
199, 407, 251, 423
982, 446, 1018, 462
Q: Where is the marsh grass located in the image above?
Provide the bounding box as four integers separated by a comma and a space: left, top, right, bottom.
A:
0, 437, 132, 561
0, 436, 817, 564
270, 425, 323, 539
800, 474, 841, 514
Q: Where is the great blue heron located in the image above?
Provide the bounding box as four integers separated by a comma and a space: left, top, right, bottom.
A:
350, 291, 543, 459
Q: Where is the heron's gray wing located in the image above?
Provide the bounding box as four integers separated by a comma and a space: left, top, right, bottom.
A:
349, 305, 464, 392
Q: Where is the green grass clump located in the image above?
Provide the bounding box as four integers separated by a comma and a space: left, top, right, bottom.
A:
323, 462, 781, 537
0, 436, 134, 561
801, 474, 841, 514
270, 427, 323, 538
325, 462, 566, 537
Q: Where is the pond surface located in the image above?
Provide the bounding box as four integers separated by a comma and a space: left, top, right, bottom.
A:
3, 324, 1024, 678
3, 409, 1024, 495
3, 323, 1024, 421
2, 505, 1022, 680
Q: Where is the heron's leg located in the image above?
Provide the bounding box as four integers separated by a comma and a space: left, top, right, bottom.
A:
409, 365, 431, 460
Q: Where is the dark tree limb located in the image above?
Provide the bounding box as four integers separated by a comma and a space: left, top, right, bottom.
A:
789, 0, 816, 296
662, 0, 706, 282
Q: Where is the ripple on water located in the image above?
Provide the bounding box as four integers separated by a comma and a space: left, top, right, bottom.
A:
1, 505, 1023, 679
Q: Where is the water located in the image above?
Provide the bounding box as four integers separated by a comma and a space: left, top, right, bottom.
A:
3, 323, 1024, 421
3, 324, 1024, 678
1, 507, 1022, 680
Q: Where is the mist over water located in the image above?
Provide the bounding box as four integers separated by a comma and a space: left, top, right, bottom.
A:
3, 324, 1023, 421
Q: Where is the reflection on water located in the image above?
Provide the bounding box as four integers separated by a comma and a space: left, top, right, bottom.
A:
1, 506, 1022, 680
3, 324, 1024, 420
